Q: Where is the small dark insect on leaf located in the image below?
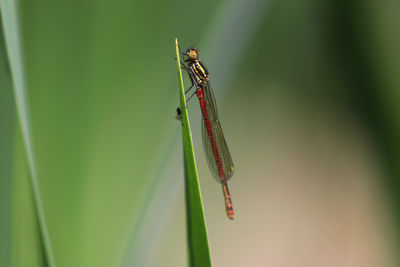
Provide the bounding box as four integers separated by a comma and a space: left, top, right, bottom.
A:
175, 107, 183, 124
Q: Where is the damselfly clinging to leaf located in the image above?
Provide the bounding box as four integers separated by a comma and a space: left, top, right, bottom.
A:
181, 47, 235, 220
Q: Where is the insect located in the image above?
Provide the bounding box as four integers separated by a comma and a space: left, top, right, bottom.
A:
181, 47, 235, 219
175, 107, 183, 124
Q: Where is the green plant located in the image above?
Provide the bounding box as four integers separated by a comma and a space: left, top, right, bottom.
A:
175, 38, 212, 267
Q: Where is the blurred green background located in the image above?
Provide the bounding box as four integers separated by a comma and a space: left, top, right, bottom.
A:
1, 0, 400, 266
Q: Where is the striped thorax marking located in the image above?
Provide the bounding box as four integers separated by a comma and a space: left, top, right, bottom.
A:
190, 60, 209, 86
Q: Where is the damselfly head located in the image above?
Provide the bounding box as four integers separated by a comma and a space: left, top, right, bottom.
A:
183, 47, 199, 61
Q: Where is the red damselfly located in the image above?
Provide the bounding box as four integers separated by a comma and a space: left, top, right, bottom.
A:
181, 47, 235, 220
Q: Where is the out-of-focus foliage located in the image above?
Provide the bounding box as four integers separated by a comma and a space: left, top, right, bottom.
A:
0, 15, 14, 267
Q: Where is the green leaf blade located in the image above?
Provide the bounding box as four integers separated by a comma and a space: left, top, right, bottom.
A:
0, 2, 55, 266
175, 38, 212, 267
0, 14, 14, 267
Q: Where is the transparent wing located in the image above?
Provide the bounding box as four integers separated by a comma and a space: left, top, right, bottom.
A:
201, 81, 234, 182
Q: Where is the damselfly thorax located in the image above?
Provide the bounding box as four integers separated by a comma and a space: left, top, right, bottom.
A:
189, 60, 209, 87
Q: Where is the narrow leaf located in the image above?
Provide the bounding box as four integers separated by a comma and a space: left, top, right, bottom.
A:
175, 38, 212, 267
0, 1, 55, 266
0, 14, 14, 267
